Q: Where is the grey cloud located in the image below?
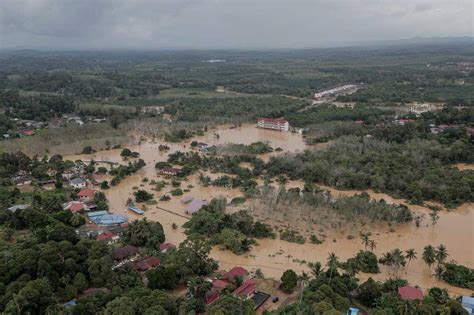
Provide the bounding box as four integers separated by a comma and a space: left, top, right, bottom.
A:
0, 0, 472, 49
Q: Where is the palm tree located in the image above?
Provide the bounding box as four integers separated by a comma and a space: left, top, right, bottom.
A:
422, 245, 436, 276
405, 249, 417, 267
360, 232, 371, 250
308, 261, 322, 278
434, 265, 445, 280
298, 271, 310, 306
435, 244, 448, 266
326, 252, 339, 284
390, 248, 406, 277
369, 240, 377, 252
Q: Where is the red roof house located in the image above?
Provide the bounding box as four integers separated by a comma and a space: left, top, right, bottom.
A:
78, 189, 96, 198
159, 243, 176, 252
213, 279, 231, 291
135, 256, 161, 271
96, 231, 115, 241
226, 266, 248, 281
65, 201, 85, 212
205, 288, 221, 305
20, 130, 35, 136
233, 279, 256, 299
398, 286, 423, 301
113, 245, 139, 261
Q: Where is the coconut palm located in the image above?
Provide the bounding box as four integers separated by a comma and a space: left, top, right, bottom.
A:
422, 245, 436, 276
434, 265, 445, 280
405, 249, 417, 267
435, 244, 448, 266
369, 240, 377, 252
308, 261, 323, 278
390, 248, 406, 276
298, 271, 310, 306
360, 232, 371, 250
326, 252, 339, 284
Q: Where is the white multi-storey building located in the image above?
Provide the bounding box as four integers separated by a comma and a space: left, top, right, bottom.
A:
257, 118, 289, 132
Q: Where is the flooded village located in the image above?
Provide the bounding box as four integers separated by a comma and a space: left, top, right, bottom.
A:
1, 40, 474, 313
59, 120, 473, 302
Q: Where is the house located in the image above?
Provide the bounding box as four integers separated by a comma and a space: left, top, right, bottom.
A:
205, 288, 221, 305
257, 118, 289, 132
77, 188, 96, 202
204, 279, 232, 306
80, 288, 109, 298
213, 279, 232, 293
226, 266, 248, 282
63, 201, 86, 213
62, 168, 78, 180
159, 243, 176, 253
181, 196, 194, 204
347, 307, 360, 315
11, 171, 34, 186
462, 296, 474, 314
70, 178, 87, 189
159, 167, 180, 176
63, 300, 77, 309
233, 279, 256, 299
20, 130, 35, 136
96, 231, 119, 244
113, 245, 139, 261
197, 142, 209, 151
313, 84, 358, 99
7, 204, 29, 213
185, 199, 208, 215
398, 286, 423, 301
128, 206, 145, 215
134, 256, 161, 271
87, 211, 127, 226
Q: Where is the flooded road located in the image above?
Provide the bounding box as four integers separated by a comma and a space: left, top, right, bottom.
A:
66, 124, 473, 296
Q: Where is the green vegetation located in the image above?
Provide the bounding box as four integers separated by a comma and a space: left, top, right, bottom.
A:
280, 269, 298, 293
270, 254, 466, 314
122, 218, 164, 248
183, 198, 273, 254
267, 136, 473, 206
211, 141, 273, 156
133, 190, 154, 203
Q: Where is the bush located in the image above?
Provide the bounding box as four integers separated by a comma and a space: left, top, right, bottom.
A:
280, 269, 298, 293
134, 190, 154, 202
170, 188, 183, 196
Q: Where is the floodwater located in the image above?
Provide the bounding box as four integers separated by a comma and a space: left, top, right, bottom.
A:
65, 124, 474, 296
456, 163, 474, 171
193, 124, 307, 153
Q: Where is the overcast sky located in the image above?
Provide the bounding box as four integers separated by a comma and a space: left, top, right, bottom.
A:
0, 0, 472, 50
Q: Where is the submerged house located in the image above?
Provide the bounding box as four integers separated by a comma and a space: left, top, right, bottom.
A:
159, 167, 180, 176
185, 199, 208, 215
398, 286, 423, 301
257, 118, 289, 132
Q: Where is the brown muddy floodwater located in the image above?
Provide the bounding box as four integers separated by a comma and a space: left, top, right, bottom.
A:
456, 163, 474, 171
66, 124, 473, 296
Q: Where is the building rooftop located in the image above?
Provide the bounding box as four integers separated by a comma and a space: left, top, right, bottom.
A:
7, 204, 29, 212
226, 266, 248, 279
135, 256, 161, 271
78, 189, 96, 197
185, 199, 208, 214
258, 117, 288, 124
398, 286, 423, 301
113, 245, 139, 260
96, 231, 115, 241
234, 279, 256, 297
